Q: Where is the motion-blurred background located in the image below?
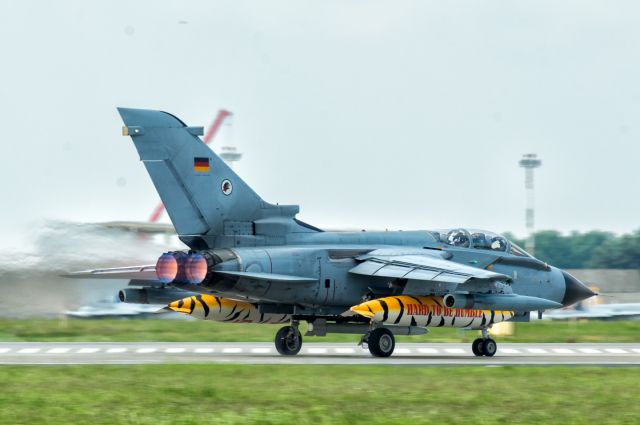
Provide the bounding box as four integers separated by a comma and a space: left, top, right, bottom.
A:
0, 1, 639, 318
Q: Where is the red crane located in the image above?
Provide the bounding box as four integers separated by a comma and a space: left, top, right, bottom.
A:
148, 109, 233, 222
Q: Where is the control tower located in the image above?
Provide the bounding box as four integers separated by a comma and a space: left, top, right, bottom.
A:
219, 145, 243, 169
518, 153, 542, 255
215, 112, 242, 170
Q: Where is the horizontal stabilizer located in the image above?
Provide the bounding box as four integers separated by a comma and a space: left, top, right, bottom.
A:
128, 279, 165, 287
62, 265, 157, 281
212, 270, 317, 283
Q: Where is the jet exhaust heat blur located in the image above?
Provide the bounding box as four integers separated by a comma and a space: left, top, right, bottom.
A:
65, 108, 596, 358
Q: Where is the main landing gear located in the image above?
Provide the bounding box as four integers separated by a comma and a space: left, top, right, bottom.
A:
472, 328, 497, 357
360, 327, 396, 357
274, 323, 303, 355
275, 321, 398, 357
272, 321, 493, 358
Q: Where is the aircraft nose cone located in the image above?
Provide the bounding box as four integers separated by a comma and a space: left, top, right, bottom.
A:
561, 271, 596, 307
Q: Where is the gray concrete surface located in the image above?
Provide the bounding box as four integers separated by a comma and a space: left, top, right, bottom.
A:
1, 342, 640, 366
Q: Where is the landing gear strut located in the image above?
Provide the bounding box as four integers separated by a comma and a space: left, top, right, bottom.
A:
472, 328, 497, 357
275, 323, 302, 355
362, 327, 395, 357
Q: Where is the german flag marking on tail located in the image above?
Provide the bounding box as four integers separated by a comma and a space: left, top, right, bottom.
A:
194, 157, 210, 172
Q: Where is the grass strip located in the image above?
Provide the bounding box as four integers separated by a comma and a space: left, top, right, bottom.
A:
0, 364, 638, 424
0, 318, 638, 343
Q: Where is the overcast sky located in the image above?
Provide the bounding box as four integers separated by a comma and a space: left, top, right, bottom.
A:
1, 1, 639, 249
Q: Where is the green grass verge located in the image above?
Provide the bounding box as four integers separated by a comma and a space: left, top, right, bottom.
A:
0, 318, 638, 343
0, 365, 638, 424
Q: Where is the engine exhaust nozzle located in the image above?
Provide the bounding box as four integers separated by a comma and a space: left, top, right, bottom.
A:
185, 253, 208, 284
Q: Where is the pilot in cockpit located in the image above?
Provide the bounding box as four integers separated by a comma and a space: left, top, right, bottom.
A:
446, 229, 470, 247
471, 232, 489, 249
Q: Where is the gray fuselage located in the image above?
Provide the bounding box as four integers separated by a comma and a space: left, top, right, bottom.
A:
186, 230, 567, 316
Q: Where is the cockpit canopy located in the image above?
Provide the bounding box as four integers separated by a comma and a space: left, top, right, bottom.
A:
430, 228, 531, 257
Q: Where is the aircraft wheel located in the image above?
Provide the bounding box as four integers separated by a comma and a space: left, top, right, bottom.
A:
472, 338, 484, 357
275, 326, 302, 355
368, 328, 395, 358
481, 338, 497, 357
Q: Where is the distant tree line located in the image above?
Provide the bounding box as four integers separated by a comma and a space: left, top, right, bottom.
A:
503, 230, 640, 269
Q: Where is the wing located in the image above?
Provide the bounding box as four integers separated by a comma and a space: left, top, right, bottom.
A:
350, 249, 510, 285
62, 265, 158, 281
64, 267, 318, 284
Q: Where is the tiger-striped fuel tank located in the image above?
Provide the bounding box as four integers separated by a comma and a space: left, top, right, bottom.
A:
167, 294, 291, 324
350, 296, 514, 329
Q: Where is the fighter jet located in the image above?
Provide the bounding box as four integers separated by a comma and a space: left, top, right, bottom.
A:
66, 108, 596, 358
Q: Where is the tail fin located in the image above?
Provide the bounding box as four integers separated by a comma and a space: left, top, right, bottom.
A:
118, 108, 319, 249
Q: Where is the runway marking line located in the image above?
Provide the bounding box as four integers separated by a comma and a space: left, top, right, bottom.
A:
106, 348, 127, 354
500, 348, 521, 354
307, 348, 328, 354
136, 348, 156, 354
77, 348, 99, 354
417, 348, 439, 354
0, 348, 11, 354
17, 348, 40, 354
605, 348, 628, 354
46, 348, 70, 354
445, 348, 465, 354
250, 348, 271, 354
222, 348, 243, 354
164, 348, 186, 354
632, 349, 640, 354
579, 348, 602, 354
552, 348, 575, 354
194, 348, 214, 354
526, 348, 548, 354
334, 348, 355, 354
394, 348, 412, 354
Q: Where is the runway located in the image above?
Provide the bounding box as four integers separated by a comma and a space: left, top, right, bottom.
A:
1, 342, 640, 365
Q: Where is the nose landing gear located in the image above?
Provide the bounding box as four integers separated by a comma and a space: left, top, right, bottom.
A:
275, 323, 303, 355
